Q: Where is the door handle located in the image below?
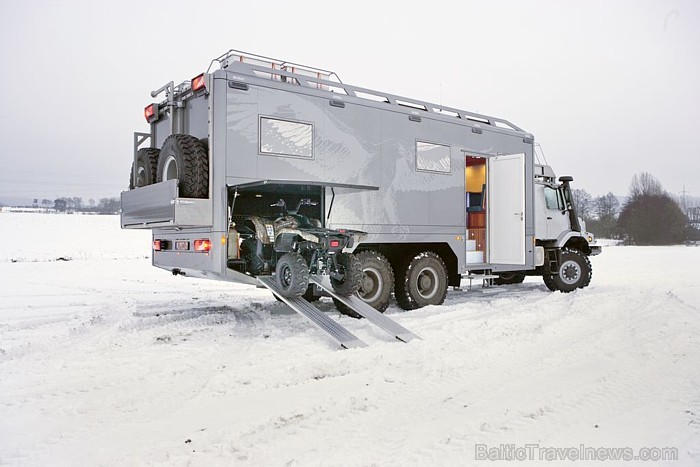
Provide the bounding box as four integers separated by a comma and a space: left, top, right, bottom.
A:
547, 216, 553, 220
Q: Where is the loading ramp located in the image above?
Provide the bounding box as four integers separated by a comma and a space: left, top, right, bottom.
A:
257, 276, 367, 349
309, 276, 420, 343
257, 275, 420, 349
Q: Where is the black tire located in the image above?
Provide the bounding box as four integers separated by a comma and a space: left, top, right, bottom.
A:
130, 148, 160, 189
302, 284, 321, 302
332, 297, 362, 319
330, 253, 362, 296
543, 274, 558, 292
494, 272, 526, 285
157, 134, 208, 198
355, 251, 394, 312
395, 252, 448, 310
274, 253, 309, 298
543, 248, 592, 293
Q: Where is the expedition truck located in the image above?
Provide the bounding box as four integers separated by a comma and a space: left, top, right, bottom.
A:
121, 50, 601, 347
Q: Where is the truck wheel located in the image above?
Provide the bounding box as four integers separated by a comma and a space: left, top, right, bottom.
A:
495, 272, 526, 285
395, 252, 448, 310
544, 248, 592, 293
355, 251, 394, 312
332, 298, 362, 319
302, 285, 321, 302
130, 148, 160, 189
333, 251, 394, 319
157, 134, 208, 198
274, 253, 309, 298
330, 253, 362, 296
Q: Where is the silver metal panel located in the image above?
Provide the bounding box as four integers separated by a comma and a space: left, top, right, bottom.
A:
256, 86, 325, 182
151, 230, 225, 275
120, 180, 213, 229
121, 180, 176, 228
321, 99, 380, 188
257, 276, 367, 349
309, 276, 420, 343
225, 84, 259, 179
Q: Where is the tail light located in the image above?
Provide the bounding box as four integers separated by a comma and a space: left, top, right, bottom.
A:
194, 239, 211, 253
144, 104, 157, 123
330, 240, 340, 248
153, 240, 162, 251
191, 73, 206, 92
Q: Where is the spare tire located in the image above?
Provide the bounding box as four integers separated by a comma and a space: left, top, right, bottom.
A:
157, 134, 208, 198
130, 148, 160, 189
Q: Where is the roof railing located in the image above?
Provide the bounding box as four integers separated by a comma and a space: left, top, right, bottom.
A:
206, 49, 524, 133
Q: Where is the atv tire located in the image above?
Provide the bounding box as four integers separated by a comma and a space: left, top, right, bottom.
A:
330, 253, 362, 297
157, 134, 208, 198
275, 253, 309, 298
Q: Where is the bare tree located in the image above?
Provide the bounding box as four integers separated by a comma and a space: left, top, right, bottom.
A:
619, 173, 688, 244
594, 192, 620, 219
629, 172, 664, 199
571, 188, 593, 220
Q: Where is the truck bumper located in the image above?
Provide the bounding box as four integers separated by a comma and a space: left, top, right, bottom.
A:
589, 245, 602, 256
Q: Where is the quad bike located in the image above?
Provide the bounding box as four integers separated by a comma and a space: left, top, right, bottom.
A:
236, 198, 363, 299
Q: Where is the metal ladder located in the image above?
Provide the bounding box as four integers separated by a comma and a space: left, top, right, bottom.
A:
257, 276, 419, 349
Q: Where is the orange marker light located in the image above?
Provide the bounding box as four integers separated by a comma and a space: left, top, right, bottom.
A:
144, 104, 155, 122
194, 239, 211, 252
191, 73, 206, 92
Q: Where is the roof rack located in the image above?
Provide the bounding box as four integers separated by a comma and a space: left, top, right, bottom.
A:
208, 49, 342, 90
207, 49, 525, 133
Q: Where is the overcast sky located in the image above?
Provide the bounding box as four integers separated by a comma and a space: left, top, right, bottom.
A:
0, 0, 698, 202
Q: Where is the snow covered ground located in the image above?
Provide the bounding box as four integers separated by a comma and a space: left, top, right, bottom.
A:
1, 213, 698, 466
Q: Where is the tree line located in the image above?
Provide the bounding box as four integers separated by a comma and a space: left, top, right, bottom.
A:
49, 197, 120, 214
572, 172, 700, 245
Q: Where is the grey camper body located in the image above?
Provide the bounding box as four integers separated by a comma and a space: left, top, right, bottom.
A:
122, 50, 600, 313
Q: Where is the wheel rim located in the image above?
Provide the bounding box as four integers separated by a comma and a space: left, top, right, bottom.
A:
416, 266, 439, 299
136, 166, 147, 186
358, 266, 383, 303
559, 259, 580, 285
279, 264, 292, 289
163, 156, 178, 181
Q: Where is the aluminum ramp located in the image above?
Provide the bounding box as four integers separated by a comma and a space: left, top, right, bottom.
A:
309, 276, 421, 343
257, 276, 367, 349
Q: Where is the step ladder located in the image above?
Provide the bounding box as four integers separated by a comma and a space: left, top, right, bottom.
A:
464, 272, 499, 289
309, 276, 420, 343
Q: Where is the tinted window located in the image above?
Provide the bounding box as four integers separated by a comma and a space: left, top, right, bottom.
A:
544, 187, 562, 210
416, 141, 451, 173
260, 117, 313, 158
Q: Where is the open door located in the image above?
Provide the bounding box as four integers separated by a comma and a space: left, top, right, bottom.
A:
488, 153, 525, 265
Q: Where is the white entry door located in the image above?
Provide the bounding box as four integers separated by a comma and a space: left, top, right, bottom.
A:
488, 153, 525, 265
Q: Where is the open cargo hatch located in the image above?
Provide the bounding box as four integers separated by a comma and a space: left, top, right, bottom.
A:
121, 179, 212, 229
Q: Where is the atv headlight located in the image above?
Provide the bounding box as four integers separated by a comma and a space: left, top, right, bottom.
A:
265, 224, 274, 240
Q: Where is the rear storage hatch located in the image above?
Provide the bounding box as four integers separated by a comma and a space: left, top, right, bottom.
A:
121, 179, 212, 229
